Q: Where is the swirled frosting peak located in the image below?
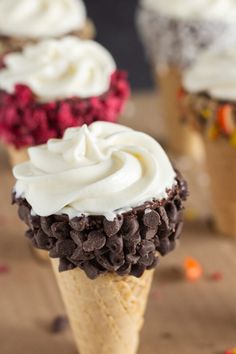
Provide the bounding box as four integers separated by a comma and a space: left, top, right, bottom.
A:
0, 0, 86, 38
183, 46, 236, 100
13, 122, 176, 219
0, 37, 116, 101
141, 0, 236, 21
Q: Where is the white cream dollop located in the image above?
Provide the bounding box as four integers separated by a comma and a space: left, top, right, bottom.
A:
183, 46, 236, 100
0, 0, 86, 38
0, 37, 116, 101
141, 0, 236, 22
13, 122, 176, 219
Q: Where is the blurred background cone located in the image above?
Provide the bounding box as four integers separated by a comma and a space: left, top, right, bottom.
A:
51, 259, 154, 354
156, 66, 205, 161
6, 145, 28, 166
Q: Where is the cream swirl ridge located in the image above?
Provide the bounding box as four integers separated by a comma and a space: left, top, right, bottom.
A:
13, 122, 176, 219
141, 0, 236, 21
0, 37, 116, 101
183, 47, 236, 100
0, 0, 86, 38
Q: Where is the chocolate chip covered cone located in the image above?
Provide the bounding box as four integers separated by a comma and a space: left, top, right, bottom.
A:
12, 122, 188, 353
156, 67, 204, 161
204, 139, 236, 237
51, 259, 153, 354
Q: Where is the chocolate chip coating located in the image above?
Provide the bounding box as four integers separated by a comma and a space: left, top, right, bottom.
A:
13, 172, 187, 279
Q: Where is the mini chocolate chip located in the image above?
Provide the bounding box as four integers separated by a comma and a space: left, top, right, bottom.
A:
28, 214, 40, 230
51, 315, 69, 333
158, 207, 170, 230
83, 261, 102, 279
143, 210, 160, 228
121, 216, 139, 237
49, 246, 59, 258
126, 254, 140, 264
18, 205, 30, 225
41, 217, 54, 237
147, 256, 159, 270
124, 232, 141, 254
117, 263, 132, 276
94, 247, 109, 257
138, 240, 155, 256
174, 197, 182, 210
69, 217, 87, 232
96, 255, 115, 272
165, 202, 178, 223
83, 230, 106, 252
157, 238, 170, 256
31, 237, 38, 248
87, 215, 104, 229
123, 229, 141, 242
70, 230, 84, 247
106, 235, 123, 253
25, 229, 34, 239
56, 239, 76, 257
51, 222, 70, 239
139, 252, 155, 266
35, 229, 52, 250
71, 246, 86, 262
154, 234, 160, 247
173, 221, 184, 240
109, 252, 125, 267
130, 263, 146, 278
54, 214, 69, 222
140, 226, 157, 240
59, 258, 75, 272
103, 216, 123, 237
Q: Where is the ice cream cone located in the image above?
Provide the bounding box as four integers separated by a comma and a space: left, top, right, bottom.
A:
204, 138, 236, 237
7, 145, 28, 166
51, 259, 154, 354
79, 19, 96, 40
156, 66, 205, 161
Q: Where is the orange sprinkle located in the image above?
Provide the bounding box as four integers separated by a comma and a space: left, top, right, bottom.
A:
217, 104, 235, 135
177, 88, 186, 99
184, 257, 203, 281
225, 348, 236, 354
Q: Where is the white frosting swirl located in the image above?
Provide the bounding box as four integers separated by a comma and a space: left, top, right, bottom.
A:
0, 0, 86, 38
13, 122, 176, 219
0, 37, 116, 101
183, 47, 236, 100
141, 0, 236, 22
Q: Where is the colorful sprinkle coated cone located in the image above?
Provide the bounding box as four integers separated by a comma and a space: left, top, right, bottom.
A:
51, 259, 154, 354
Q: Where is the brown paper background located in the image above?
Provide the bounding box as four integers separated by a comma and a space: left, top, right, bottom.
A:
1, 92, 236, 354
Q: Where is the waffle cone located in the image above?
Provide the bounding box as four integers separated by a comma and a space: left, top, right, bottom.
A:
156, 66, 204, 161
80, 19, 96, 40
6, 145, 28, 166
51, 259, 154, 354
204, 138, 236, 237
